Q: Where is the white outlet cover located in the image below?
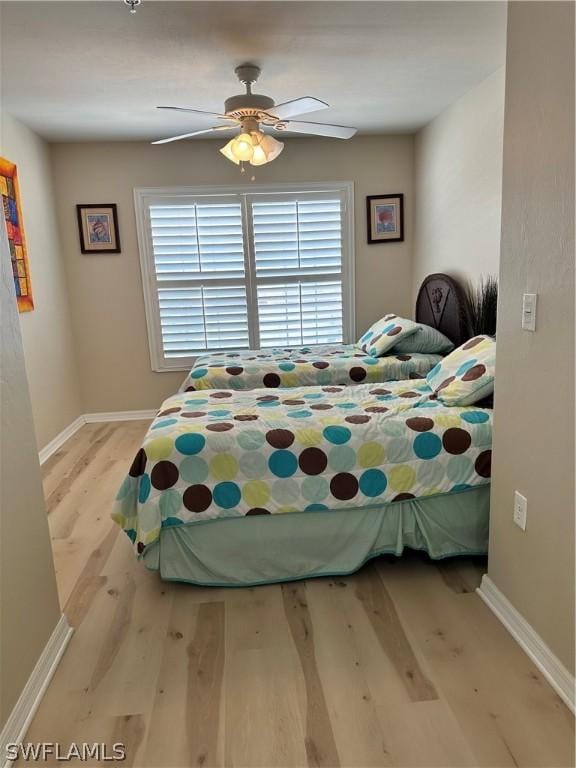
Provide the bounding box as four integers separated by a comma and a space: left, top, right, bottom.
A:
522, 293, 537, 331
513, 491, 527, 531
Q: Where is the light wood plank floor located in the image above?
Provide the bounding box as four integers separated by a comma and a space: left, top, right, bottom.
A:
25, 421, 574, 767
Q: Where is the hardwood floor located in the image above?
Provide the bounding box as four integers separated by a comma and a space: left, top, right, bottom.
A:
25, 421, 574, 767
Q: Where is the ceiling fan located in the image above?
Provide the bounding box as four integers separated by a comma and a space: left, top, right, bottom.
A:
152, 64, 358, 167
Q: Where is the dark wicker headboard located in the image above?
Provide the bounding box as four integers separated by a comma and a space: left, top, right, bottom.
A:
415, 273, 470, 347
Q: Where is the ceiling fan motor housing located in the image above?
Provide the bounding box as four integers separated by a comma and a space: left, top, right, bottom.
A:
224, 93, 275, 117
226, 64, 276, 120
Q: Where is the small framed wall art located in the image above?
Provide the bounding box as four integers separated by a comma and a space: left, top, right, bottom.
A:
366, 194, 404, 244
76, 203, 121, 254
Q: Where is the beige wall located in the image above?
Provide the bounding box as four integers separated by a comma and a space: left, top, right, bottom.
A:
0, 210, 62, 728
51, 135, 415, 412
413, 69, 505, 299
1, 113, 82, 450
489, 2, 574, 672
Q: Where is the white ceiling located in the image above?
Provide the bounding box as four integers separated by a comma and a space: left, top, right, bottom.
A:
0, 1, 507, 142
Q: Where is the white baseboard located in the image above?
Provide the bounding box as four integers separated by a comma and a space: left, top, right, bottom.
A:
84, 410, 157, 423
38, 415, 85, 465
0, 615, 73, 767
39, 410, 157, 464
477, 575, 575, 713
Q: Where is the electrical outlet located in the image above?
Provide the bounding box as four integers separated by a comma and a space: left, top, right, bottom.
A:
513, 491, 527, 531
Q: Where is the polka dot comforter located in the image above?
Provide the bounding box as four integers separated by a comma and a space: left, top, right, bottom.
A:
180, 345, 442, 392
112, 380, 493, 558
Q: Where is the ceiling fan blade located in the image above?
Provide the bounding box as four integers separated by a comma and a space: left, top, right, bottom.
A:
152, 126, 231, 145
277, 120, 357, 139
267, 97, 329, 120
156, 106, 231, 120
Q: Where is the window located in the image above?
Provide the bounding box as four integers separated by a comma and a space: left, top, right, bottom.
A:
135, 183, 354, 371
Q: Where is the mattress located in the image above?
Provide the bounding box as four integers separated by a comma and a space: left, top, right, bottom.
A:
180, 344, 442, 392
112, 379, 492, 560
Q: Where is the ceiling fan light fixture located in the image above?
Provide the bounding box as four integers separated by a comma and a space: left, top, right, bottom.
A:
230, 133, 255, 162
250, 144, 269, 166
256, 134, 284, 164
220, 129, 284, 168
219, 139, 241, 165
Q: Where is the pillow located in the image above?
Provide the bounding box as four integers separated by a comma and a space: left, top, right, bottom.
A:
425, 335, 496, 406
394, 323, 455, 355
357, 314, 419, 357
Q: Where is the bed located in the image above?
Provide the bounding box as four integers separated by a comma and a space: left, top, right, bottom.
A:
180, 273, 470, 392
181, 346, 442, 392
113, 376, 491, 586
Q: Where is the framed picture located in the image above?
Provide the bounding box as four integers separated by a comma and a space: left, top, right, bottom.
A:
0, 157, 34, 312
366, 194, 404, 244
76, 203, 121, 253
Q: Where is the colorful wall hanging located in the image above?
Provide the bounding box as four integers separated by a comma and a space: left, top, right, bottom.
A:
0, 157, 33, 312
366, 193, 404, 244
76, 203, 121, 254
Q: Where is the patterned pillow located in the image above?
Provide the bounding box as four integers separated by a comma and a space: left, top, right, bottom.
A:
394, 323, 455, 355
426, 335, 496, 406
357, 315, 419, 357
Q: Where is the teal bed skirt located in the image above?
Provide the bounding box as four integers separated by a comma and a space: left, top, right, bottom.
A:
142, 485, 489, 587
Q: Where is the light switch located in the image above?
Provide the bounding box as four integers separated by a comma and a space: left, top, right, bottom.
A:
513, 491, 527, 531
522, 293, 537, 331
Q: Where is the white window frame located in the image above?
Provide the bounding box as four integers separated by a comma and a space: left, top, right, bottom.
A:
134, 182, 355, 372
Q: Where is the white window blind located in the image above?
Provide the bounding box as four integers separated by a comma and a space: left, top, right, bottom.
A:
135, 183, 354, 371
149, 201, 249, 358
251, 199, 342, 277
257, 282, 343, 347
157, 286, 250, 356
